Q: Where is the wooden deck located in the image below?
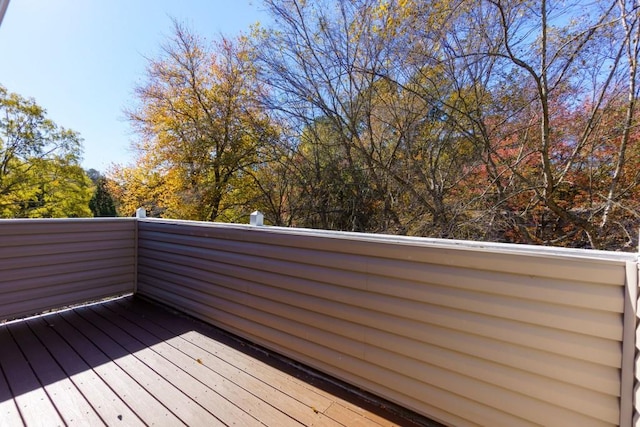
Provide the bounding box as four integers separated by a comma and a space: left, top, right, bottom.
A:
0, 295, 435, 427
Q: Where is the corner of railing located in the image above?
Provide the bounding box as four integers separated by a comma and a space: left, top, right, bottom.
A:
630, 233, 640, 427
618, 233, 639, 427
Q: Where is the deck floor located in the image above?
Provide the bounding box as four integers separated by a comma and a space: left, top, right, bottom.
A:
0, 295, 431, 427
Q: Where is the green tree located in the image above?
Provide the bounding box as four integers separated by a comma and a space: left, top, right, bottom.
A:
0, 85, 93, 218
87, 169, 117, 217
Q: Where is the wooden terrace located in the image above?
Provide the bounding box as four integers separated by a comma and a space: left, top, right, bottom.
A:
0, 295, 433, 427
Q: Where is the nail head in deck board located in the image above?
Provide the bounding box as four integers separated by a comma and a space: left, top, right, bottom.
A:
0, 326, 65, 427
30, 314, 178, 426
7, 321, 105, 426
93, 302, 301, 427
59, 308, 216, 427
25, 316, 145, 426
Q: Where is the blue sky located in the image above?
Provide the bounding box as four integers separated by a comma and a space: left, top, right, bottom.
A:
0, 0, 268, 172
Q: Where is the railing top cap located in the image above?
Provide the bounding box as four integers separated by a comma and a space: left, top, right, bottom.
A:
138, 217, 638, 263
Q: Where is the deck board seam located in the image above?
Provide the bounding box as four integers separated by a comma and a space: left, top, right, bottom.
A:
93, 304, 262, 421
3, 325, 65, 426
0, 343, 25, 427
16, 320, 106, 426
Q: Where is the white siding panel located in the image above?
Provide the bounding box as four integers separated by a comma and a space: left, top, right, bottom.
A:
136, 219, 633, 427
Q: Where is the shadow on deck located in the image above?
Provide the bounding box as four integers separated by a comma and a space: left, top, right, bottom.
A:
0, 295, 439, 426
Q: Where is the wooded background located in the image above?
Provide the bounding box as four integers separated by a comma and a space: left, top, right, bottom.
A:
3, 0, 639, 251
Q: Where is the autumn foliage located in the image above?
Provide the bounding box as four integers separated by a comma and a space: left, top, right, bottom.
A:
110, 1, 640, 251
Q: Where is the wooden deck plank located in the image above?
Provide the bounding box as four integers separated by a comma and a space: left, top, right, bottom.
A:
112, 298, 344, 424
170, 330, 345, 426
35, 311, 183, 425
116, 296, 339, 412
77, 305, 238, 427
26, 316, 145, 426
2, 296, 432, 427
62, 308, 221, 426
114, 297, 335, 407
114, 297, 399, 427
324, 402, 389, 427
7, 321, 105, 426
0, 326, 64, 427
94, 302, 300, 427
328, 401, 406, 427
0, 356, 24, 427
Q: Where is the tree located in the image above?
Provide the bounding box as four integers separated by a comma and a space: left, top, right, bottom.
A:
256, 0, 414, 233
255, 0, 487, 236
109, 1, 640, 250
0, 85, 93, 218
375, 0, 640, 249
471, 0, 640, 248
107, 163, 166, 217
87, 169, 117, 217
118, 21, 281, 222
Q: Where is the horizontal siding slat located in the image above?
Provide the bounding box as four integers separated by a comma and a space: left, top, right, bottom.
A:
1, 257, 133, 282
364, 344, 617, 426
0, 218, 134, 236
2, 266, 135, 294
0, 248, 135, 271
0, 239, 134, 260
138, 269, 368, 345
141, 228, 627, 288
0, 230, 133, 247
138, 235, 624, 311
365, 265, 624, 312
366, 311, 621, 395
3, 273, 134, 306
363, 328, 619, 422
0, 282, 131, 321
